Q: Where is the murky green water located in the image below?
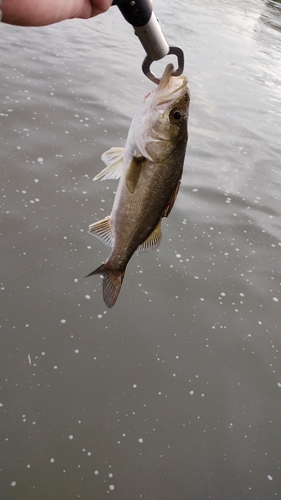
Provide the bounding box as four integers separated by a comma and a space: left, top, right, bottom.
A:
1, 1, 281, 498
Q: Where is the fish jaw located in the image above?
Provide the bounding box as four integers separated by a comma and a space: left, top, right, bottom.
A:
155, 63, 188, 110
128, 69, 190, 162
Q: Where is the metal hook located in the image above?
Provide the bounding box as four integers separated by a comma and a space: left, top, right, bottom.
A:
142, 46, 185, 85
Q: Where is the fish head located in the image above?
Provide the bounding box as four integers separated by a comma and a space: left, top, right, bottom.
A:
134, 64, 190, 162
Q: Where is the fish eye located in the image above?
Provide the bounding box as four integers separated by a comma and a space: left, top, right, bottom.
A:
169, 108, 185, 124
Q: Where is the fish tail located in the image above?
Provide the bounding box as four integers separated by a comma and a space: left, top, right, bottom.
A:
86, 264, 125, 308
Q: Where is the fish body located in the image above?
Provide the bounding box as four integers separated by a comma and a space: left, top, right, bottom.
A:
87, 64, 190, 307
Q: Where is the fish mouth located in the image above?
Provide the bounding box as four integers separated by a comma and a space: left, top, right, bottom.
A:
155, 63, 188, 109
157, 63, 175, 92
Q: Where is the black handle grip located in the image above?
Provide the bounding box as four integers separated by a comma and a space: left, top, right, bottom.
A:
112, 0, 153, 28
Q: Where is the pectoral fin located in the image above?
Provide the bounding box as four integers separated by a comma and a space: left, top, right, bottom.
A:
125, 156, 144, 194
93, 147, 125, 181
88, 216, 114, 247
162, 181, 181, 218
136, 220, 162, 254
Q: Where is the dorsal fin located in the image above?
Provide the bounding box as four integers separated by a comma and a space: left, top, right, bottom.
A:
93, 147, 125, 181
125, 156, 144, 194
88, 216, 113, 247
136, 220, 162, 255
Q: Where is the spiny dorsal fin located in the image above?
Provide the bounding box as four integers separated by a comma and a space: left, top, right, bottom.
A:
162, 180, 181, 218
93, 147, 125, 181
125, 156, 144, 194
88, 216, 113, 247
136, 220, 162, 255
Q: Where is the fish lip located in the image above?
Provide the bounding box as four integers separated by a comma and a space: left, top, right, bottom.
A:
153, 64, 188, 111
157, 63, 175, 92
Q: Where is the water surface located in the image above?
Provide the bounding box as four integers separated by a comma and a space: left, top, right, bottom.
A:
1, 1, 281, 498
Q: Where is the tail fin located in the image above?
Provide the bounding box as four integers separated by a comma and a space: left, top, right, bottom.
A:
86, 264, 125, 308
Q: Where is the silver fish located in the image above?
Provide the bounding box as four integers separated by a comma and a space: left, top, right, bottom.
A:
87, 63, 190, 307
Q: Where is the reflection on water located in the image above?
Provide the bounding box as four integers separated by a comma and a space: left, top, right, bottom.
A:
1, 1, 281, 499
261, 0, 281, 31
265, 0, 281, 10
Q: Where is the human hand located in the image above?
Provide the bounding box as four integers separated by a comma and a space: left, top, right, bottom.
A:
1, 0, 112, 26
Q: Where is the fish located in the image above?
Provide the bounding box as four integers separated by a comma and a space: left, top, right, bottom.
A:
86, 63, 190, 308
